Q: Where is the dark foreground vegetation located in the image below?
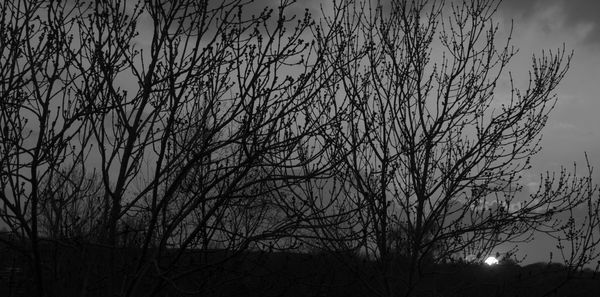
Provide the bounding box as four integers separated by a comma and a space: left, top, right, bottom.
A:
1, 241, 599, 297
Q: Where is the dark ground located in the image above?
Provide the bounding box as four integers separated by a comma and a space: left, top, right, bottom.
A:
1, 242, 599, 297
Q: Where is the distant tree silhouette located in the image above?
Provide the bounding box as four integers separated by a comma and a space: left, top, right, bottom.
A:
38, 164, 103, 241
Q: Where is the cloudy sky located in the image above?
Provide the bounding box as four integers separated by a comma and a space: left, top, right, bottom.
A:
295, 0, 600, 263
298, 0, 600, 264
14, 0, 597, 265
171, 0, 600, 264
296, 0, 600, 180
490, 0, 600, 264
496, 0, 600, 177
55, 0, 600, 265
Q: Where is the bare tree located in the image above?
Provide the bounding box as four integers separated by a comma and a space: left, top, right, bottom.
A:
1, 0, 347, 295
3, 0, 599, 296
65, 0, 345, 295
535, 155, 600, 295
0, 1, 98, 295
38, 163, 103, 242
315, 0, 597, 296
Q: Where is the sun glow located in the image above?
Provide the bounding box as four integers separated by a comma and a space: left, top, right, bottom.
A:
484, 256, 499, 266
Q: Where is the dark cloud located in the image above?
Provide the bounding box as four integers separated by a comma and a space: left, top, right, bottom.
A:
499, 0, 600, 46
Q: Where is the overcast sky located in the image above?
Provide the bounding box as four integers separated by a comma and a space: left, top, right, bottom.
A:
15, 0, 598, 265
71, 0, 600, 266
495, 0, 600, 175
290, 0, 600, 264
60, 0, 600, 265
162, 0, 600, 264
291, 0, 600, 178
488, 0, 600, 264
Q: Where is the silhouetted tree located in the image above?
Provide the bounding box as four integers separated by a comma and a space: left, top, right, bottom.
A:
0, 1, 100, 295
1, 0, 345, 296
2, 1, 599, 297
314, 0, 596, 296
38, 163, 103, 242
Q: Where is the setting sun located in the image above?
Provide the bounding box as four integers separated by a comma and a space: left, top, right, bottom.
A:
485, 257, 499, 266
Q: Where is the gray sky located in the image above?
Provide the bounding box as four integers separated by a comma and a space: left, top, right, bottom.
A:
492, 0, 600, 186
291, 0, 600, 176
500, 0, 600, 47
186, 0, 600, 264
487, 0, 600, 264
296, 0, 600, 264
10, 0, 596, 265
